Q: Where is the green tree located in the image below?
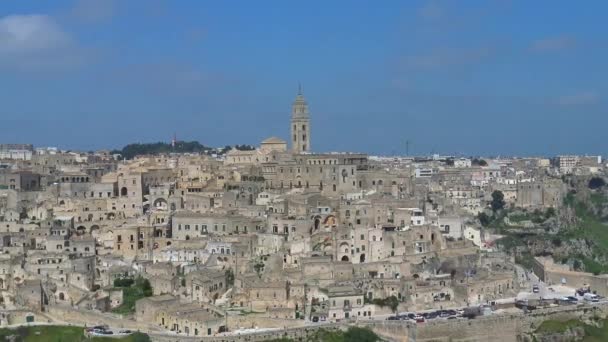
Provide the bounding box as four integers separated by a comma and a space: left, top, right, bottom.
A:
478, 212, 491, 226
491, 190, 506, 212
113, 278, 134, 287
343, 327, 380, 342
472, 158, 488, 166
371, 295, 399, 313
136, 277, 153, 297
589, 177, 606, 190
226, 269, 235, 287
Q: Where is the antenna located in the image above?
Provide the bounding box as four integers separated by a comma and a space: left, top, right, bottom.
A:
405, 140, 410, 156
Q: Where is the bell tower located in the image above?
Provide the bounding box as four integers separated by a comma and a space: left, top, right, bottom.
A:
291, 84, 311, 153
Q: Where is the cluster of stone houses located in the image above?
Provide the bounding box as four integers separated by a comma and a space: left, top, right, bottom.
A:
0, 91, 604, 337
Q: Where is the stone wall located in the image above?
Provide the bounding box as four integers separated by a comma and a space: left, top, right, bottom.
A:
34, 300, 608, 342
45, 306, 160, 332
227, 315, 306, 330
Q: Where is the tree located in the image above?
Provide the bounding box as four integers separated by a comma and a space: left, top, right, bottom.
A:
135, 277, 153, 297
478, 212, 491, 226
114, 278, 134, 287
343, 327, 380, 342
491, 190, 506, 212
589, 177, 606, 190
472, 158, 488, 166
371, 295, 399, 313
225, 269, 235, 287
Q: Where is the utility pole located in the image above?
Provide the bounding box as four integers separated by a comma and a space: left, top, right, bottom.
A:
405, 140, 410, 156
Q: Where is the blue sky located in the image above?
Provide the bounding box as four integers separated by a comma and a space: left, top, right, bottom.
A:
0, 0, 606, 156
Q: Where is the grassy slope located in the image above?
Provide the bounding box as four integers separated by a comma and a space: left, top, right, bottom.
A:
0, 325, 150, 342
565, 194, 608, 274
535, 318, 608, 341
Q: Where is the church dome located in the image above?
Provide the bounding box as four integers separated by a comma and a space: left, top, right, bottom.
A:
261, 137, 287, 144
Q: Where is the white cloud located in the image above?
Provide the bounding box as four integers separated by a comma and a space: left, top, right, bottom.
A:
531, 35, 576, 52
557, 91, 600, 106
0, 15, 71, 54
0, 14, 86, 71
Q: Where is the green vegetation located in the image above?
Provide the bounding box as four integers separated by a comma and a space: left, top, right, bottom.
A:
113, 278, 134, 287
111, 277, 153, 315
535, 318, 608, 341
491, 190, 506, 212
471, 158, 487, 166
588, 177, 606, 190
112, 141, 256, 159
478, 212, 491, 227
508, 208, 555, 224
112, 141, 214, 159
226, 269, 235, 287
536, 318, 584, 335
0, 325, 150, 342
264, 327, 380, 342
254, 262, 265, 277
544, 191, 608, 274
367, 295, 399, 312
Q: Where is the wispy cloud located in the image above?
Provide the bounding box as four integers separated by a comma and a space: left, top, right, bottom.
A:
0, 14, 71, 53
557, 91, 600, 106
531, 35, 576, 52
0, 14, 85, 71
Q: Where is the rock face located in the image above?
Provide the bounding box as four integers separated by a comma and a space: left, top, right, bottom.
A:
531, 327, 585, 342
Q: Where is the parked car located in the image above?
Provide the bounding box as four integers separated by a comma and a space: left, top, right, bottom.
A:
532, 285, 540, 293
584, 293, 599, 302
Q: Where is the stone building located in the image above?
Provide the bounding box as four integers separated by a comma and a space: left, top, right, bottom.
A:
291, 87, 311, 153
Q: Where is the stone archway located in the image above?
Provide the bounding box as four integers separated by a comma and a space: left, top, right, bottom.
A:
341, 255, 350, 262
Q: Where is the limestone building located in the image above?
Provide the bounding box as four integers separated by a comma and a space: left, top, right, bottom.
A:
290, 86, 311, 153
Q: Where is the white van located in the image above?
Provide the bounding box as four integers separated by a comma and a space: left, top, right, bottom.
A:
584, 293, 599, 302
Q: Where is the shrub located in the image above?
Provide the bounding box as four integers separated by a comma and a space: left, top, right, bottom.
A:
589, 177, 606, 190
113, 278, 134, 287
